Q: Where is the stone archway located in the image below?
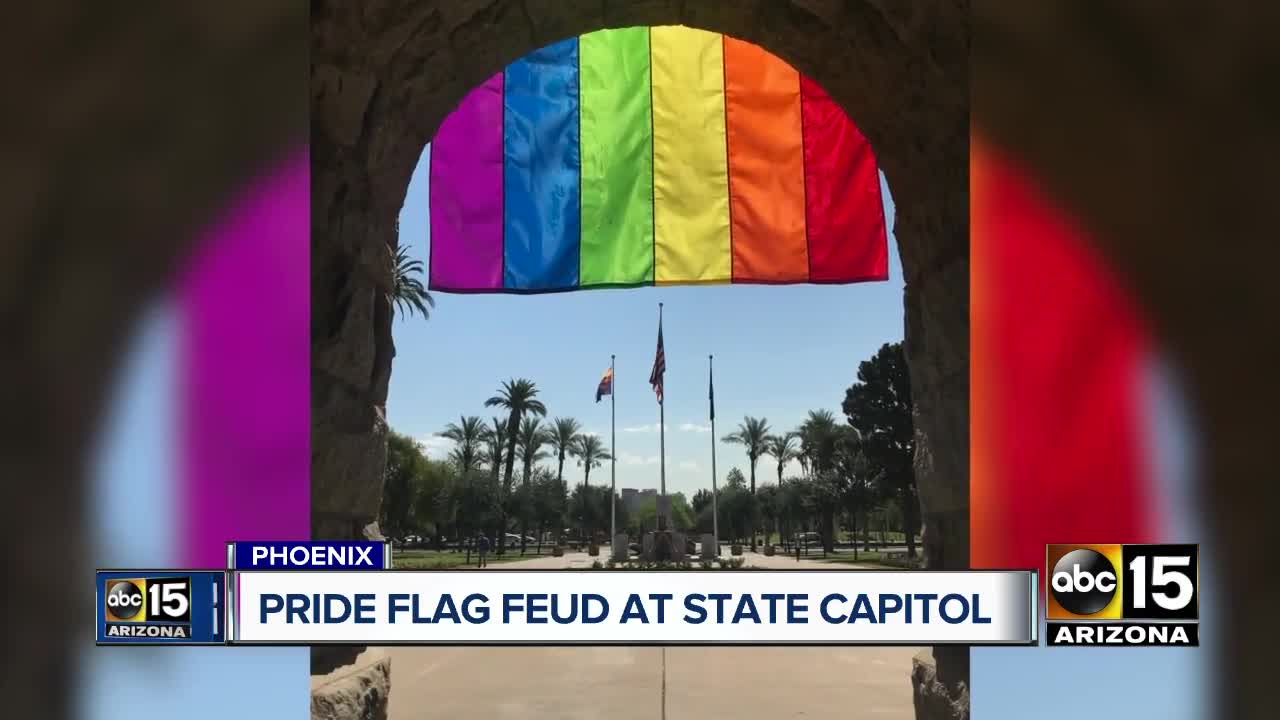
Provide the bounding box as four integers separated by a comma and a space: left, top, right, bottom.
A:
311, 1, 968, 717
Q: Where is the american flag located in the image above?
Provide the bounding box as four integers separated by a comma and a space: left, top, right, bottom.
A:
649, 318, 665, 404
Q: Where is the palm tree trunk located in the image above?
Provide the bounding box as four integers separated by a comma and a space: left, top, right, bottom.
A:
777, 464, 785, 549
749, 460, 757, 550
851, 510, 859, 562
499, 414, 519, 556
903, 485, 919, 559
582, 466, 591, 543
520, 462, 531, 555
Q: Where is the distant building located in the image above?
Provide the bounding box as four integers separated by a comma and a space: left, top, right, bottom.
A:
621, 488, 656, 515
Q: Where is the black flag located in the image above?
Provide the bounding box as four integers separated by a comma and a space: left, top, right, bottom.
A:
709, 360, 715, 421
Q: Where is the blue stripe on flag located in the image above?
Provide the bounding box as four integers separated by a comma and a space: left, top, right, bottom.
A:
504, 38, 581, 290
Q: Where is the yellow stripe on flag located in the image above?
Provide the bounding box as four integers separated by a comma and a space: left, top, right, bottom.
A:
650, 26, 732, 284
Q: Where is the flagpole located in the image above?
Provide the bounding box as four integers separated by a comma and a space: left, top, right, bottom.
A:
658, 303, 666, 513
710, 354, 719, 554
610, 354, 617, 549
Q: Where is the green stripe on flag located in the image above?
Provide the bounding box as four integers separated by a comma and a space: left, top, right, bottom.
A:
579, 27, 654, 286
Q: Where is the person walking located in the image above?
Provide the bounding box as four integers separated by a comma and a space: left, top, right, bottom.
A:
477, 533, 491, 568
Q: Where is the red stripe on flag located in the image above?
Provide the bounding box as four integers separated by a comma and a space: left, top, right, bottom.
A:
971, 140, 1158, 574
800, 77, 888, 283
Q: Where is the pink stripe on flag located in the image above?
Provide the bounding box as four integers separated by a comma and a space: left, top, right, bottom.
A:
177, 148, 311, 568
430, 73, 506, 291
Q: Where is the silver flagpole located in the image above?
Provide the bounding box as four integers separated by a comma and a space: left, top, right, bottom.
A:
610, 354, 616, 549
710, 354, 719, 554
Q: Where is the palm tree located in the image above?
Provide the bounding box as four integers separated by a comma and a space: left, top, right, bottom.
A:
722, 416, 771, 549
390, 245, 434, 320
833, 426, 872, 559
763, 432, 800, 486
515, 417, 549, 554
545, 417, 582, 487
763, 432, 800, 546
571, 434, 611, 542
545, 417, 581, 545
484, 379, 548, 554
481, 416, 507, 486
797, 409, 839, 476
438, 416, 484, 475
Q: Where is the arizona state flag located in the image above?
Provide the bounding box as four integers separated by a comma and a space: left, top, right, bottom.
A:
595, 367, 613, 403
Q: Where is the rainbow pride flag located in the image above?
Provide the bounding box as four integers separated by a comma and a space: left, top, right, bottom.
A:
429, 26, 888, 294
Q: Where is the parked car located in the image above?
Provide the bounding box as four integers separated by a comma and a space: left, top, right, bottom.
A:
503, 533, 537, 545
794, 531, 822, 546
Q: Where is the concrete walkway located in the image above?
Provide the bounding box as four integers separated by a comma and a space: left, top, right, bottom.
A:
387, 551, 917, 719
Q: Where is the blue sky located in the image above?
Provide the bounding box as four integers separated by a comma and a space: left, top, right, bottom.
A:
389, 146, 905, 496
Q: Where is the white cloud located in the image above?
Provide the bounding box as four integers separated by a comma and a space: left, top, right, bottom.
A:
418, 435, 453, 459
679, 422, 711, 433
582, 430, 601, 437
678, 460, 699, 472
620, 452, 659, 466
622, 423, 668, 433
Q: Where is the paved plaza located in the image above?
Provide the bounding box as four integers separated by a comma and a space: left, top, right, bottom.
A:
386, 551, 917, 719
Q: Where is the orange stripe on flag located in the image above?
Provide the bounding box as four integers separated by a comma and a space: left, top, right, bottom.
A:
723, 37, 808, 282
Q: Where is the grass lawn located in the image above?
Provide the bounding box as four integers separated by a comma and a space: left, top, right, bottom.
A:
816, 551, 922, 569
757, 531, 909, 546
393, 548, 553, 570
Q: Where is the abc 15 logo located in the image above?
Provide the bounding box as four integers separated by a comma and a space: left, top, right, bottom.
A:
1046, 544, 1199, 621
104, 578, 192, 623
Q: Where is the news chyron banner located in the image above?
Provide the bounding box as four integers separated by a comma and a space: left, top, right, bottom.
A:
231, 569, 1037, 645
1046, 544, 1199, 646
101, 541, 1040, 646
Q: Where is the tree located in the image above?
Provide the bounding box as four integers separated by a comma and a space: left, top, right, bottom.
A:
545, 417, 582, 488
722, 416, 771, 549
569, 484, 620, 542
832, 426, 878, 560
757, 483, 781, 545
481, 416, 507, 486
571, 434, 611, 539
763, 432, 800, 546
439, 415, 484, 476
691, 488, 714, 515
806, 471, 845, 553
842, 342, 918, 557
380, 431, 427, 540
632, 492, 695, 532
454, 468, 501, 540
390, 245, 434, 320
484, 379, 548, 554
410, 458, 458, 545
778, 477, 809, 542
531, 467, 568, 548
763, 433, 800, 485
797, 409, 839, 476
515, 416, 549, 554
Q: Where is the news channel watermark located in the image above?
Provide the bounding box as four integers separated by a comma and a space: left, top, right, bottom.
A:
1045, 544, 1199, 646
96, 570, 227, 645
